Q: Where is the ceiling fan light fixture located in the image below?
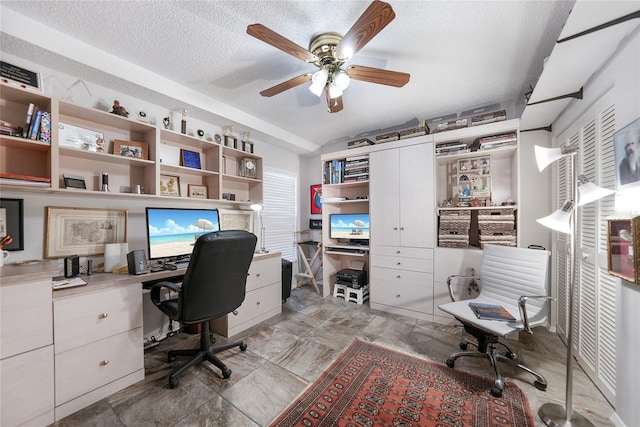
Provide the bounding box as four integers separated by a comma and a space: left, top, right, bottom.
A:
328, 81, 343, 99
334, 70, 351, 91
309, 68, 329, 96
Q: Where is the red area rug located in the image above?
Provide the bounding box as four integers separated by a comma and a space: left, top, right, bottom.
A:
270, 339, 534, 427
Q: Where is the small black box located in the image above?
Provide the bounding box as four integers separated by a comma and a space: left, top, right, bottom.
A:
127, 250, 148, 275
64, 255, 80, 278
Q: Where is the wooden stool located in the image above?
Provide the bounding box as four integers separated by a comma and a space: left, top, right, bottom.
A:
295, 230, 322, 294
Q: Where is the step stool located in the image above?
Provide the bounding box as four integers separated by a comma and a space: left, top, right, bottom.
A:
333, 283, 369, 305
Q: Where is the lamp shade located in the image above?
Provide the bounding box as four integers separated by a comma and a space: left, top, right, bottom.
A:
333, 70, 350, 91
534, 145, 564, 172
577, 175, 615, 206
536, 200, 574, 234
328, 81, 343, 99
309, 69, 329, 97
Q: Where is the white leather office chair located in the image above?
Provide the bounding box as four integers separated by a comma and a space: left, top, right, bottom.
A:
438, 244, 552, 397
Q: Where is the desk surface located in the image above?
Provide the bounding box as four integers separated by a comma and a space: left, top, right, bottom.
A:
0, 252, 280, 298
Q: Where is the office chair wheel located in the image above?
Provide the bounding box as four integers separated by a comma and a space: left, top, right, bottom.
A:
459, 342, 468, 350
446, 358, 455, 368
222, 366, 232, 379
534, 381, 547, 391
505, 351, 516, 360
240, 343, 248, 351
168, 354, 176, 362
169, 378, 180, 389
490, 386, 502, 398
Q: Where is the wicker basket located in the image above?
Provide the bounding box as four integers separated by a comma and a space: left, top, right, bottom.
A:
440, 209, 471, 217
439, 240, 469, 248
480, 241, 516, 249
479, 229, 516, 236
439, 220, 471, 231
478, 220, 515, 231
439, 229, 469, 236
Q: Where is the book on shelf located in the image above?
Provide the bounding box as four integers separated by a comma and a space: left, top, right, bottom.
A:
0, 120, 22, 137
347, 139, 374, 149
38, 111, 51, 143
468, 302, 515, 321
22, 102, 35, 138
471, 110, 506, 126
28, 108, 43, 140
436, 148, 471, 157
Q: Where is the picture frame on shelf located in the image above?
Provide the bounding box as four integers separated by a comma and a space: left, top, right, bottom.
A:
181, 149, 201, 169
219, 209, 253, 233
607, 217, 639, 284
114, 139, 149, 159
310, 184, 322, 214
188, 184, 207, 199
0, 198, 24, 251
59, 122, 105, 152
0, 60, 41, 91
44, 207, 127, 258
160, 174, 181, 197
613, 117, 640, 189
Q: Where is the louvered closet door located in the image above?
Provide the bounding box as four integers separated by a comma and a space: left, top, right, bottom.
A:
554, 90, 616, 405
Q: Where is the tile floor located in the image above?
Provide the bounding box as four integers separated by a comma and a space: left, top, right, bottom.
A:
53, 285, 615, 426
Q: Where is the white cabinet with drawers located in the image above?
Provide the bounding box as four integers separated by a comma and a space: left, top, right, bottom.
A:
369, 246, 434, 320
212, 252, 282, 337
53, 282, 144, 421
0, 269, 55, 427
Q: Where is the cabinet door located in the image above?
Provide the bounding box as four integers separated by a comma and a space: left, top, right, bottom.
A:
399, 143, 434, 248
370, 149, 400, 246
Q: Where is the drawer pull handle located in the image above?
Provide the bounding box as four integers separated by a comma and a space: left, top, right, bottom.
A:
256, 301, 261, 305
395, 294, 401, 298
396, 275, 401, 279
396, 251, 400, 254
256, 273, 261, 277
400, 227, 405, 230
232, 310, 239, 316
100, 360, 109, 366
99, 313, 108, 319
396, 262, 401, 266
393, 227, 398, 230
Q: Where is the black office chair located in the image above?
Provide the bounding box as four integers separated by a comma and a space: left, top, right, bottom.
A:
150, 230, 257, 388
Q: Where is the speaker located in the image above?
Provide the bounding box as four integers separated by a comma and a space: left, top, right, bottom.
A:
127, 250, 148, 275
64, 255, 80, 278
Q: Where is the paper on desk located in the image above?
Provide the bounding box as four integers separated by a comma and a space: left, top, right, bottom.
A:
52, 277, 87, 289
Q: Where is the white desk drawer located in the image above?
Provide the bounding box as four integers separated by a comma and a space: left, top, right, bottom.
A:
370, 246, 433, 260
246, 257, 280, 292
227, 282, 281, 329
54, 284, 143, 353
370, 254, 433, 273
55, 327, 143, 406
369, 279, 433, 314
371, 266, 434, 288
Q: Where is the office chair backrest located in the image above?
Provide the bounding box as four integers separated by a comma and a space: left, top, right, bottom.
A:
479, 244, 550, 323
180, 230, 257, 324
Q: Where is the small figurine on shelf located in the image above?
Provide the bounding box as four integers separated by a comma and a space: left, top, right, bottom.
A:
111, 100, 129, 117
162, 116, 170, 129
181, 109, 187, 134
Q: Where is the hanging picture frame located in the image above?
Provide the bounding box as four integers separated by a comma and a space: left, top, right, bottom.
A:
310, 184, 322, 214
0, 198, 24, 251
614, 117, 640, 189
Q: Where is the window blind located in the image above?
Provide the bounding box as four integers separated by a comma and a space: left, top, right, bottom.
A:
262, 168, 297, 261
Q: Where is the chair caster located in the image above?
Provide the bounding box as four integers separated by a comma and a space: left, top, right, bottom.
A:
222, 366, 232, 379
505, 351, 516, 360
534, 380, 547, 391
459, 342, 468, 350
168, 354, 176, 362
240, 343, 248, 351
490, 386, 502, 398
446, 358, 455, 368
169, 378, 179, 389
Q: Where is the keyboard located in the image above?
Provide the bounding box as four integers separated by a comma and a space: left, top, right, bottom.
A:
142, 274, 184, 290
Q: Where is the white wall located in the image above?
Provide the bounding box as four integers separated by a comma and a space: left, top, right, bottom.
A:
552, 28, 640, 427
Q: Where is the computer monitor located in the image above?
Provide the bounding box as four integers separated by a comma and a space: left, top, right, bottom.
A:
329, 212, 370, 244
145, 207, 220, 261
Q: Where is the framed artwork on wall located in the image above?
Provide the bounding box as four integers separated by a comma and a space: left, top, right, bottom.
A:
45, 207, 127, 258
607, 216, 639, 284
614, 117, 640, 189
160, 174, 181, 197
311, 184, 322, 214
114, 139, 149, 159
0, 198, 24, 251
188, 184, 207, 199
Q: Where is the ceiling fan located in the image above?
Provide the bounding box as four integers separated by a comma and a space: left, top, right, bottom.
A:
247, 0, 410, 113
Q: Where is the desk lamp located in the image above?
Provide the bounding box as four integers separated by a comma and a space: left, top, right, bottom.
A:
250, 203, 268, 253
534, 144, 615, 427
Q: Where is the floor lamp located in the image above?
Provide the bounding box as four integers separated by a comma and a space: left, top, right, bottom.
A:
250, 203, 268, 253
534, 145, 615, 427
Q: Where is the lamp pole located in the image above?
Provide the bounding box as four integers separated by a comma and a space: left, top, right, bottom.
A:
538, 153, 594, 427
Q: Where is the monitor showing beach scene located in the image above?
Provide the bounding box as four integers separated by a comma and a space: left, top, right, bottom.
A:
329, 213, 370, 241
146, 207, 220, 259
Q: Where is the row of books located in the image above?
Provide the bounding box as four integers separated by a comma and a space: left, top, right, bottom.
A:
323, 156, 370, 184
435, 140, 470, 157
475, 132, 517, 150
4, 102, 52, 143
0, 172, 51, 187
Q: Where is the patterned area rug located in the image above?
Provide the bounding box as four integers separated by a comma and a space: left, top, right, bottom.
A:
270, 339, 534, 427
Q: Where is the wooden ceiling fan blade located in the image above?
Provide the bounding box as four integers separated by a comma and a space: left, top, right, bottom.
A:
347, 65, 410, 87
335, 0, 395, 61
325, 87, 344, 113
247, 24, 318, 63
260, 73, 313, 97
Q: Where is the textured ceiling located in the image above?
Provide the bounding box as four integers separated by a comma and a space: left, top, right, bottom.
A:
0, 0, 576, 155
